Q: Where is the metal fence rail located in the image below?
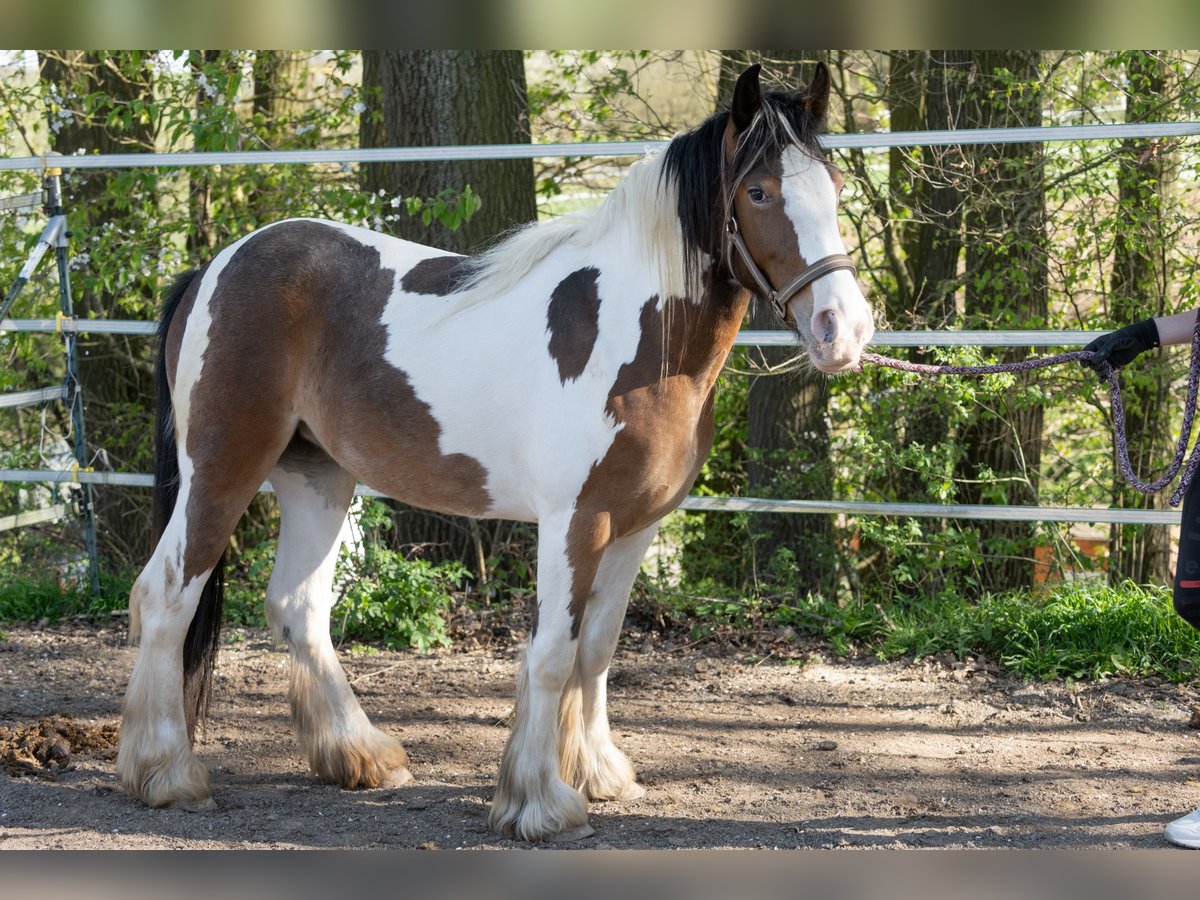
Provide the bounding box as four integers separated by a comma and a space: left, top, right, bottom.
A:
0, 384, 66, 408
0, 325, 1172, 524
2, 121, 1199, 172
0, 503, 69, 533
0, 467, 1179, 526
0, 320, 1123, 346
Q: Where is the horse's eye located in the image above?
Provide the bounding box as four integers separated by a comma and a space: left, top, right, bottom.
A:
747, 186, 769, 204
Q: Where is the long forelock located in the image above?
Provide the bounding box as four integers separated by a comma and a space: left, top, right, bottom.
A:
727, 91, 825, 208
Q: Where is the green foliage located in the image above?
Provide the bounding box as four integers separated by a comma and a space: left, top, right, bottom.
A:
403, 185, 481, 231
0, 568, 133, 623
224, 540, 275, 629
979, 582, 1200, 681
223, 498, 470, 652
642, 554, 1200, 682
334, 546, 469, 652
787, 580, 1200, 682
0, 51, 482, 570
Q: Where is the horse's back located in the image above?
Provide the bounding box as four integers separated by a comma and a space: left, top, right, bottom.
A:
167, 219, 508, 518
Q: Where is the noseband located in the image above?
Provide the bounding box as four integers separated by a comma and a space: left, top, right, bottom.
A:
722, 216, 857, 325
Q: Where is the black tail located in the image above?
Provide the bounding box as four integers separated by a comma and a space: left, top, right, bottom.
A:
154, 269, 225, 743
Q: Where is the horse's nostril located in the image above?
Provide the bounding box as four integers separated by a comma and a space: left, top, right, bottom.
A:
812, 308, 838, 344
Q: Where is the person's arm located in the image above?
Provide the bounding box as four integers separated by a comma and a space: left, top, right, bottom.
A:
1081, 308, 1198, 375
1154, 309, 1200, 346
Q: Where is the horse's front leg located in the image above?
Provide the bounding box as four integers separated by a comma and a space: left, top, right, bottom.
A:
488, 514, 602, 842
560, 522, 659, 802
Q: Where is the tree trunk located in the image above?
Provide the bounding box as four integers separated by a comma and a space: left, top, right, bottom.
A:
1108, 52, 1174, 584
360, 51, 535, 254
886, 51, 971, 500
958, 51, 1048, 591
359, 51, 536, 570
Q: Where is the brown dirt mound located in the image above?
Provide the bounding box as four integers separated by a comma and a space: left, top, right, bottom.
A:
0, 716, 118, 779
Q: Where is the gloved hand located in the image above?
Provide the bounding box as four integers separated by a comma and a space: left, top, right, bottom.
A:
1081, 318, 1160, 376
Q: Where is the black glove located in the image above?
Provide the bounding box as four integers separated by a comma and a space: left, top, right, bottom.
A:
1081, 318, 1160, 376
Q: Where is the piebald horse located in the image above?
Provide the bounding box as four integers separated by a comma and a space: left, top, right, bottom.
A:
118, 64, 874, 841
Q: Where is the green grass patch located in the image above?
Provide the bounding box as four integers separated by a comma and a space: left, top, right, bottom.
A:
638, 577, 1200, 682
225, 537, 470, 652
778, 580, 1200, 682
4, 558, 1198, 685
0, 570, 134, 624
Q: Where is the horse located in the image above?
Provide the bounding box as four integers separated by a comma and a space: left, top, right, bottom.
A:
116, 63, 875, 842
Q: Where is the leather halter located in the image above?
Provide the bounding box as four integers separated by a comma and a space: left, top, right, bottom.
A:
722, 215, 857, 325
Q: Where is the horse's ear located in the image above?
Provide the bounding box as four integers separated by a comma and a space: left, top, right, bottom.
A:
730, 63, 762, 132
804, 61, 831, 127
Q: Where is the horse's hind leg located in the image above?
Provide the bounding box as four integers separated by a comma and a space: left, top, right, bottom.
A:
119, 459, 280, 810
266, 453, 411, 789
118, 507, 225, 810
559, 523, 658, 802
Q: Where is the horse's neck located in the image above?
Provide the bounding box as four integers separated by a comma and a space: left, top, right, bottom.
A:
656, 280, 751, 391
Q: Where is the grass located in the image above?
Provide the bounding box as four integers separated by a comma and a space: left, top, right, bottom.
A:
778, 581, 1200, 682
2, 563, 1198, 684
0, 570, 133, 624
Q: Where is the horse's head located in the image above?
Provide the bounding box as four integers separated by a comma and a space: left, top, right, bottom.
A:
721, 63, 874, 373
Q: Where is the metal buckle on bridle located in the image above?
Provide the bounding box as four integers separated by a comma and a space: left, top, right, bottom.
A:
723, 214, 858, 326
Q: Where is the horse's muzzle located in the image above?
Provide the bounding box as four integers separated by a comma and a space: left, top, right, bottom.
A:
802, 304, 874, 373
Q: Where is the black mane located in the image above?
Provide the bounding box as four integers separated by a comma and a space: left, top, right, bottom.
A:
660, 89, 826, 298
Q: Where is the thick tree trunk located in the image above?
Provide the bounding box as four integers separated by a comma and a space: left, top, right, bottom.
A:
359, 51, 536, 570
1108, 52, 1173, 585
886, 51, 971, 500
958, 51, 1048, 591
360, 51, 535, 254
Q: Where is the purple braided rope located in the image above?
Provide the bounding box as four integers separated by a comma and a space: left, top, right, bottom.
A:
859, 316, 1200, 508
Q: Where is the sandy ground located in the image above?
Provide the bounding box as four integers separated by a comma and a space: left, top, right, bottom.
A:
2, 620, 1200, 850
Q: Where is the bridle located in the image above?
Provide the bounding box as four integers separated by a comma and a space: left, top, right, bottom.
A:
722, 215, 857, 326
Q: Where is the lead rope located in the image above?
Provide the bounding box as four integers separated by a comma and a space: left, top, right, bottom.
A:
858, 316, 1200, 508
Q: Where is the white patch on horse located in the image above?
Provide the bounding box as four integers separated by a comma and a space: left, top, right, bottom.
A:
317, 221, 663, 523
779, 147, 873, 366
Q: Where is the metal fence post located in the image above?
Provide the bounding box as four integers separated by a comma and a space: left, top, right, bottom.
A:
44, 166, 101, 595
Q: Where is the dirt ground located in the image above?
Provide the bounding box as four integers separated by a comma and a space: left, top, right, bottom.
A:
2, 619, 1200, 850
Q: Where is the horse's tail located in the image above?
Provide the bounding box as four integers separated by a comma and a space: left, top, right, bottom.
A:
149, 269, 226, 743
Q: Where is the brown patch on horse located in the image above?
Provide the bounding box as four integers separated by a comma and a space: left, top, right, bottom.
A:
546, 267, 602, 384
309, 240, 492, 516
724, 131, 813, 311
162, 268, 204, 396
171, 221, 492, 586
399, 254, 473, 296
275, 433, 352, 508
563, 285, 750, 636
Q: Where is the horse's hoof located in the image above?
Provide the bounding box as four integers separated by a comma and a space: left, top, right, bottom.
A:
617, 781, 645, 801
379, 766, 414, 788
551, 822, 595, 843
175, 795, 217, 813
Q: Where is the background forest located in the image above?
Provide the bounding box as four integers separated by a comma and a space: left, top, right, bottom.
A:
2, 50, 1200, 677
